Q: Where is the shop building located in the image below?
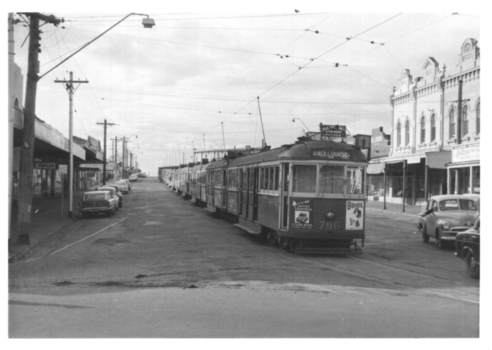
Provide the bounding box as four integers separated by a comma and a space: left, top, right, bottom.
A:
368, 38, 480, 207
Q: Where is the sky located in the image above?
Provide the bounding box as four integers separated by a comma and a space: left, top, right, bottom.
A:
6, 3, 482, 176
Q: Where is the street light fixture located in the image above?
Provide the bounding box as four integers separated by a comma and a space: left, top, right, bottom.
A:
292, 118, 310, 132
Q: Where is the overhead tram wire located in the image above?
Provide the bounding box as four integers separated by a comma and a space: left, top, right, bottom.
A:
206, 13, 403, 135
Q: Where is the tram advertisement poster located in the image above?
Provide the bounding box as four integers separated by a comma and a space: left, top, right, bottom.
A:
291, 199, 313, 229
346, 200, 364, 230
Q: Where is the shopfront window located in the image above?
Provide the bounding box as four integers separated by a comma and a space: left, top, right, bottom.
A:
292, 165, 316, 193
319, 165, 345, 194
472, 166, 480, 194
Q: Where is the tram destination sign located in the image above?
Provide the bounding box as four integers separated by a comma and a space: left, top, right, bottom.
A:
320, 124, 347, 139
311, 149, 352, 160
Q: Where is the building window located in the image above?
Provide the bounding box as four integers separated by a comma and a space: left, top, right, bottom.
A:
462, 105, 468, 137
431, 114, 436, 141
397, 121, 401, 146
420, 116, 426, 144
476, 102, 480, 135
449, 108, 455, 139
405, 119, 410, 146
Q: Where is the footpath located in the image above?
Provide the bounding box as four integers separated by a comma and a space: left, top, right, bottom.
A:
8, 184, 101, 263
365, 199, 422, 218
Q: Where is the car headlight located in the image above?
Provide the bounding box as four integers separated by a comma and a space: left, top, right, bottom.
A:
442, 222, 450, 230
326, 211, 335, 221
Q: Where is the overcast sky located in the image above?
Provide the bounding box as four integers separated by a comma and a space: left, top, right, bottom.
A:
7, 3, 482, 175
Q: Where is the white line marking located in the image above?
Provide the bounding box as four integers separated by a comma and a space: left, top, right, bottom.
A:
48, 218, 127, 256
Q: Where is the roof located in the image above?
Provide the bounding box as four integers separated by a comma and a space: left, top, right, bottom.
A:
429, 194, 480, 202
84, 190, 110, 194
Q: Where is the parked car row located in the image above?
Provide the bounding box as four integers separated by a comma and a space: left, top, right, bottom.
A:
418, 194, 480, 279
78, 179, 135, 219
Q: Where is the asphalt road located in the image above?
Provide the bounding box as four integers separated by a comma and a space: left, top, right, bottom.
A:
9, 177, 481, 338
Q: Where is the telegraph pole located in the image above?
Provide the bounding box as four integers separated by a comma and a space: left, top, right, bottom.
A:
111, 136, 119, 178
55, 72, 88, 218
15, 13, 62, 245
97, 119, 115, 185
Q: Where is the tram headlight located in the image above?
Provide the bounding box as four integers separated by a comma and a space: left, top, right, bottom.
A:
326, 211, 335, 221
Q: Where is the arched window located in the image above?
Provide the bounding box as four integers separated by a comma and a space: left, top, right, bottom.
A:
449, 108, 455, 139
476, 102, 480, 135
462, 105, 468, 137
431, 114, 436, 141
397, 121, 401, 146
420, 116, 426, 144
405, 119, 410, 146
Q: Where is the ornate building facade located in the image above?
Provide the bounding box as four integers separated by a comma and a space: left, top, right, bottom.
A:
369, 38, 480, 206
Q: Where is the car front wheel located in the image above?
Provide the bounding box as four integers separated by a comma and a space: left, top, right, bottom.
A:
420, 225, 429, 243
466, 251, 480, 279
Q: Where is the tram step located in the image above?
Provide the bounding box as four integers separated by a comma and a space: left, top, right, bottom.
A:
234, 223, 261, 235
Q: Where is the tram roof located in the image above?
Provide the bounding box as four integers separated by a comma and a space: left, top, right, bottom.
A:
205, 140, 367, 169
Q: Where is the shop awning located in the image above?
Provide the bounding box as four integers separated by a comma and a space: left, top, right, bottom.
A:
426, 151, 452, 169
367, 162, 385, 174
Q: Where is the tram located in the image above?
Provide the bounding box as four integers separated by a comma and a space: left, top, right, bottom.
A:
159, 138, 368, 254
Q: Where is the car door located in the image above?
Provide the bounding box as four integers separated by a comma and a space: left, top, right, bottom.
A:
426, 200, 439, 237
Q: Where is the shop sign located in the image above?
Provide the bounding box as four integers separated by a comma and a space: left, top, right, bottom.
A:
311, 149, 351, 160
34, 162, 55, 169
291, 199, 313, 229
346, 200, 364, 230
80, 164, 103, 170
407, 155, 422, 164
59, 164, 68, 174
452, 145, 480, 163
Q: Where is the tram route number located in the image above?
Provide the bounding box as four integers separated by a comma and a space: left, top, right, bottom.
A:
319, 221, 340, 230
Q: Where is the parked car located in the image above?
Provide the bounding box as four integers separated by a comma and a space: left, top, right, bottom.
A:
129, 174, 138, 182
418, 194, 480, 249
114, 180, 129, 194
120, 178, 132, 191
137, 172, 147, 178
96, 186, 120, 210
78, 190, 117, 218
455, 217, 480, 279
99, 185, 123, 208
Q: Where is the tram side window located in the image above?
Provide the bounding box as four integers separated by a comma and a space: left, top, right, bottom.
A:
274, 166, 279, 191
293, 165, 316, 193
269, 167, 274, 191
347, 167, 364, 194
319, 165, 345, 194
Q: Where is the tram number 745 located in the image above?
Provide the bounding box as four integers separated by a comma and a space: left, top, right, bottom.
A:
319, 221, 340, 230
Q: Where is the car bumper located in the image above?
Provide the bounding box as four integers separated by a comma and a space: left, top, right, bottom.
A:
79, 206, 111, 213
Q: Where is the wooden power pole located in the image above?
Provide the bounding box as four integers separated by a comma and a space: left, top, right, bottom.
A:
15, 13, 62, 245
97, 120, 115, 185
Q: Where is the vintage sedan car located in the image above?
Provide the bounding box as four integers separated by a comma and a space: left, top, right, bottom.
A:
99, 185, 123, 208
418, 194, 480, 249
78, 190, 117, 218
120, 179, 132, 191
96, 186, 121, 210
114, 180, 129, 194
129, 174, 138, 182
455, 217, 480, 279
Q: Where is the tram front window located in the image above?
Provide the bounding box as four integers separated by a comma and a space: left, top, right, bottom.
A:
292, 165, 316, 193
319, 165, 345, 194
347, 166, 364, 194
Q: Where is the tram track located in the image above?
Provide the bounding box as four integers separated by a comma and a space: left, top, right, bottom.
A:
294, 253, 479, 304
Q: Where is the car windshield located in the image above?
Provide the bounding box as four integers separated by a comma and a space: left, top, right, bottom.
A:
439, 199, 479, 211
84, 193, 106, 201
